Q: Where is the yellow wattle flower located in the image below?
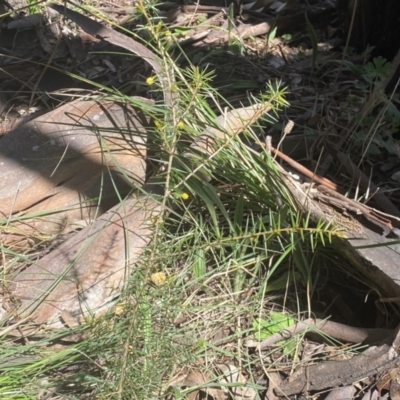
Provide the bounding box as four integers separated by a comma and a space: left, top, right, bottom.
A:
151, 271, 166, 286
154, 120, 163, 130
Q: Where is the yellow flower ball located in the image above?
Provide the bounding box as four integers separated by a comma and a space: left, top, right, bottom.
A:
114, 302, 125, 316
146, 76, 155, 85
151, 271, 166, 286
154, 120, 163, 130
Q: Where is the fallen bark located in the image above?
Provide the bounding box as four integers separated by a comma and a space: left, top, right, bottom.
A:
0, 99, 150, 243
275, 342, 400, 396
3, 195, 161, 329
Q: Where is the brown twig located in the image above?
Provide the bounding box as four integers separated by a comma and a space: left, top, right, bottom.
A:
255, 318, 393, 350
270, 146, 338, 191
262, 142, 400, 233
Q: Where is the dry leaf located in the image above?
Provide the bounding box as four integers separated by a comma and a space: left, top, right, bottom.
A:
216, 364, 257, 400
183, 370, 227, 400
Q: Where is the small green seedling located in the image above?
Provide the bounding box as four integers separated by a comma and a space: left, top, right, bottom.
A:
253, 312, 296, 356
